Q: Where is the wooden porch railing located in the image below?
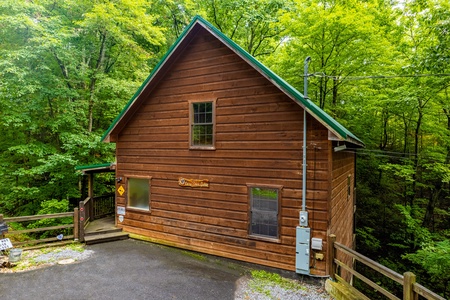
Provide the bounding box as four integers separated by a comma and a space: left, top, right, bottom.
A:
1, 209, 79, 250
93, 194, 115, 219
328, 234, 446, 300
78, 193, 115, 242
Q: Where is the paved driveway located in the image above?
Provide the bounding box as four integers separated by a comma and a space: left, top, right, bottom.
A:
0, 239, 248, 300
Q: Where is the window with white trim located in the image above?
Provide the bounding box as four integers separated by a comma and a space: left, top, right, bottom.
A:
190, 101, 214, 148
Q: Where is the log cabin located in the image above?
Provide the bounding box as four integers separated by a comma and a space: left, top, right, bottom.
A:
101, 16, 364, 276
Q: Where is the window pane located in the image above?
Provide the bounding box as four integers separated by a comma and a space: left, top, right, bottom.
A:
191, 101, 213, 147
128, 178, 149, 210
250, 187, 278, 238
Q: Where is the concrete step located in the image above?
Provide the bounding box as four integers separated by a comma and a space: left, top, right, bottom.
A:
84, 231, 129, 245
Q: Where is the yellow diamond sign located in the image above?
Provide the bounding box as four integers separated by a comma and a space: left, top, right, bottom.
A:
117, 185, 125, 196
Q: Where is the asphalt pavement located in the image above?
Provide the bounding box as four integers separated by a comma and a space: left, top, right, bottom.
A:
0, 239, 249, 300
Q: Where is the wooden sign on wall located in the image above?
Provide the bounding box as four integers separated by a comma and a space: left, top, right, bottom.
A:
178, 178, 209, 188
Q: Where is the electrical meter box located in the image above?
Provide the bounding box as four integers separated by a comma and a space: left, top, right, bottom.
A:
295, 226, 310, 274
299, 211, 308, 227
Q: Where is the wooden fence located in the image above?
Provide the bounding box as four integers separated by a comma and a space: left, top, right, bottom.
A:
328, 234, 446, 300
0, 194, 114, 246
1, 209, 79, 250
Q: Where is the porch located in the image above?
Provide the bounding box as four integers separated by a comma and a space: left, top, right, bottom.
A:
76, 163, 128, 244
79, 195, 128, 245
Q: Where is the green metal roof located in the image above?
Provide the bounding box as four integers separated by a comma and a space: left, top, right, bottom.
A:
101, 15, 364, 147
75, 163, 115, 174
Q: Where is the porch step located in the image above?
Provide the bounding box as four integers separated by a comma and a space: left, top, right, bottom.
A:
85, 227, 123, 236
84, 231, 129, 245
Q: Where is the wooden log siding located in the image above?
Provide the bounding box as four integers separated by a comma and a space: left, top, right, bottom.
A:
114, 27, 332, 272
330, 150, 356, 279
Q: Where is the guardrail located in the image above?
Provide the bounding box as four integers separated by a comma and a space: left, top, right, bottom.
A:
328, 234, 446, 300
1, 209, 79, 250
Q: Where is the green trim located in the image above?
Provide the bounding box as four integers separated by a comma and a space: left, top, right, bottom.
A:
101, 15, 364, 146
75, 163, 113, 171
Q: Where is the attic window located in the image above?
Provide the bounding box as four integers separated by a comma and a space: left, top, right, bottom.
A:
190, 100, 215, 149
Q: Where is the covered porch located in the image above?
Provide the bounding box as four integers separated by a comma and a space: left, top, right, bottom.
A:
76, 163, 128, 244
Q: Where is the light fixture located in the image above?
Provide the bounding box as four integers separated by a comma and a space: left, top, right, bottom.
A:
334, 144, 347, 152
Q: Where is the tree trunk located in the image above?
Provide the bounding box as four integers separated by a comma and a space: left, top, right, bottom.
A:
88, 30, 107, 132
422, 187, 440, 230
444, 107, 450, 164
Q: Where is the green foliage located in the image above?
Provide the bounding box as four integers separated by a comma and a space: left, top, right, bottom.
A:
355, 227, 381, 252
197, 0, 293, 57
0, 0, 164, 216
0, 0, 449, 296
404, 240, 450, 298
27, 199, 72, 239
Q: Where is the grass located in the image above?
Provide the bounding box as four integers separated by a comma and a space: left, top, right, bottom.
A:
248, 270, 307, 298
1, 243, 86, 272
181, 250, 207, 261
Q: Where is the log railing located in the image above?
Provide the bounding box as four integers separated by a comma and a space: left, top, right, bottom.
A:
1, 209, 79, 250
328, 234, 446, 300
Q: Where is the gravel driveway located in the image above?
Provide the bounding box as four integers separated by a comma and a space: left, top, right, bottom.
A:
0, 239, 331, 300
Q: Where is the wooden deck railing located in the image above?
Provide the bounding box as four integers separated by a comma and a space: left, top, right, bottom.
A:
78, 193, 115, 242
1, 209, 79, 250
1, 194, 114, 246
328, 234, 446, 300
93, 194, 115, 219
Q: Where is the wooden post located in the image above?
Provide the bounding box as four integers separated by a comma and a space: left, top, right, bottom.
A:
88, 173, 94, 220
0, 214, 4, 240
404, 271, 418, 300
79, 201, 85, 242
73, 208, 79, 241
328, 234, 337, 280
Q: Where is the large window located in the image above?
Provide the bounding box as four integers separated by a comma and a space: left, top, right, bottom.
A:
127, 177, 150, 210
190, 101, 215, 148
249, 186, 280, 239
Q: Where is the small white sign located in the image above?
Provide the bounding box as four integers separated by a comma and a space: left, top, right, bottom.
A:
0, 238, 13, 251
118, 215, 124, 223
117, 206, 126, 215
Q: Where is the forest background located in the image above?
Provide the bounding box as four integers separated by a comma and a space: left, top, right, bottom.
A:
0, 0, 449, 297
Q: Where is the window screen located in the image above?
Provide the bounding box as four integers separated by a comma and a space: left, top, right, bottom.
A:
250, 187, 279, 238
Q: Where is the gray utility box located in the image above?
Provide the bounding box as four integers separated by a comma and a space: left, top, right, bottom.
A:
295, 226, 310, 274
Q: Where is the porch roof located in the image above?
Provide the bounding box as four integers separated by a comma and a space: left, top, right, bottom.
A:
75, 163, 116, 174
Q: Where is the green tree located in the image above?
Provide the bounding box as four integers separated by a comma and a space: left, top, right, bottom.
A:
196, 0, 293, 57
269, 0, 397, 115
404, 240, 450, 298
0, 0, 165, 215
